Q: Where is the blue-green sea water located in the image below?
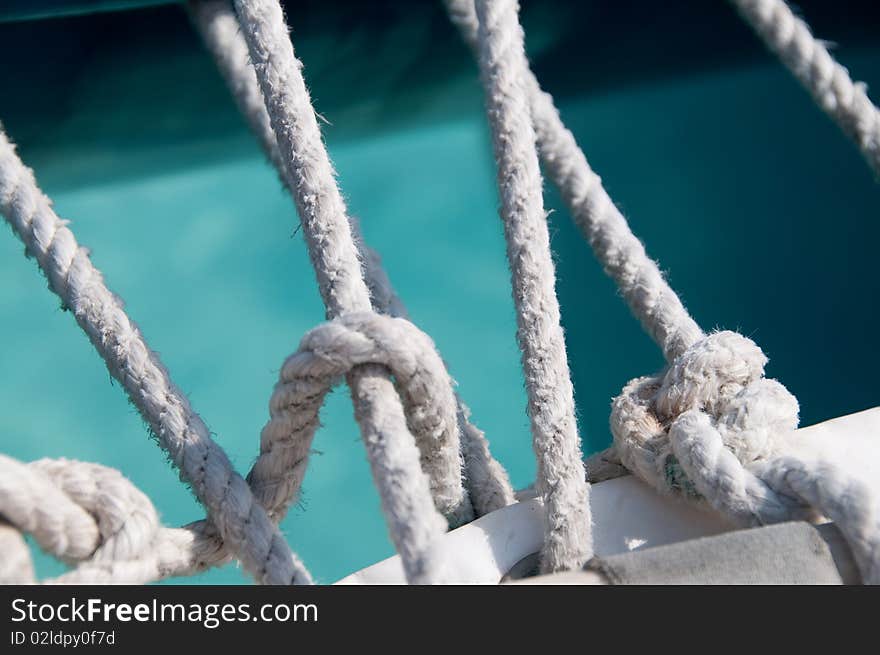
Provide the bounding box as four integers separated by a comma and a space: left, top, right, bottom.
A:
2, 2, 879, 583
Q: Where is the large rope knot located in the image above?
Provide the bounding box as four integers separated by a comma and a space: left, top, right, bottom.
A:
239, 311, 497, 583
250, 312, 475, 530
610, 331, 799, 504
606, 331, 880, 584
0, 456, 167, 583
0, 455, 230, 585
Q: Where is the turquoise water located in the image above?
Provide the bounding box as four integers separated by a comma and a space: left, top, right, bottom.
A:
2, 4, 880, 584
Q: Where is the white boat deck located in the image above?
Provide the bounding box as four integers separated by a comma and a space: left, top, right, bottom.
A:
337, 407, 880, 584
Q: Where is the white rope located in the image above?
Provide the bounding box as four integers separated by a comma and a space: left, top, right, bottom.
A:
757, 458, 880, 584
449, 0, 880, 582
0, 127, 312, 585
0, 454, 101, 563
187, 0, 287, 186
0, 86, 469, 583
189, 0, 515, 518
0, 0, 509, 586
230, 0, 373, 317
445, 0, 703, 365
0, 455, 226, 585
0, 520, 35, 584
608, 331, 880, 584
230, 0, 474, 583
249, 312, 485, 582
731, 0, 880, 177
474, 0, 591, 573
1, 311, 476, 584
350, 219, 515, 516
251, 313, 472, 530
0, 521, 34, 584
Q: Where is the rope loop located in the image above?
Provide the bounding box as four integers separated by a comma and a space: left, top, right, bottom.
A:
252, 310, 474, 531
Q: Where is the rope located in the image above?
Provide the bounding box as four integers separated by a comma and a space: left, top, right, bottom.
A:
188, 0, 515, 518
252, 312, 473, 530
187, 0, 287, 187
230, 0, 474, 583
1, 312, 477, 584
248, 312, 491, 581
474, 0, 591, 573
231, 0, 373, 318
0, 0, 511, 586
609, 332, 802, 515
757, 458, 880, 583
448, 0, 880, 583
0, 455, 225, 584
0, 521, 34, 584
731, 0, 880, 177
445, 0, 703, 365
0, 119, 477, 583
163, 311, 478, 584
608, 331, 880, 583
351, 219, 516, 517
0, 126, 311, 586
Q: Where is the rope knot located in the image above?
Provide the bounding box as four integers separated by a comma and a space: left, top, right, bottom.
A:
0, 456, 167, 583
611, 331, 799, 498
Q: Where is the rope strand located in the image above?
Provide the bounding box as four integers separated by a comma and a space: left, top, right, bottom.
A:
444, 0, 704, 363
189, 0, 515, 517
0, 456, 227, 584
451, 0, 880, 583
230, 0, 468, 583
731, 0, 880, 177
0, 127, 311, 585
474, 0, 591, 573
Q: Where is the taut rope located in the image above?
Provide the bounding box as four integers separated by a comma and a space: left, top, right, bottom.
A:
0, 127, 311, 585
473, 0, 591, 574
187, 0, 515, 520
732, 0, 880, 177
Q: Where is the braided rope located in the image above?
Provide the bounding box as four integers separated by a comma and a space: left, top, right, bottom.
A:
0, 0, 504, 585
447, 0, 880, 582
444, 0, 704, 364
350, 219, 515, 516
731, 0, 880, 177
0, 456, 224, 584
252, 313, 472, 529
231, 0, 372, 318
165, 310, 474, 583
0, 126, 311, 585
0, 312, 476, 584
188, 0, 515, 518
608, 330, 880, 583
757, 458, 880, 584
187, 0, 287, 186
230, 0, 477, 583
474, 0, 591, 573
247, 312, 481, 581
0, 143, 480, 582
0, 521, 34, 584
